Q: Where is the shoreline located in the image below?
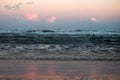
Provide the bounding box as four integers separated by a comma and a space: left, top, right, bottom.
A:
0, 57, 120, 61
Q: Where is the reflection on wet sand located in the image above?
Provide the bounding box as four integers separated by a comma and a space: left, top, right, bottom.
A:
48, 64, 56, 76
0, 60, 120, 80
25, 62, 37, 80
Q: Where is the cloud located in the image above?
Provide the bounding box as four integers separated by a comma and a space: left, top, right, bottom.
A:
90, 17, 97, 22
24, 13, 39, 21
48, 16, 57, 23
4, 3, 22, 10
25, 1, 33, 5
4, 1, 33, 10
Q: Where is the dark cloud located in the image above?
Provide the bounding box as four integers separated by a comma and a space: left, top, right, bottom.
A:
4, 1, 33, 10
25, 1, 33, 5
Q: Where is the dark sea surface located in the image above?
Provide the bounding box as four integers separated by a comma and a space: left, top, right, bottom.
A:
0, 30, 120, 60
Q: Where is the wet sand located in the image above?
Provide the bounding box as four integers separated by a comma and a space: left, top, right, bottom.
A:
0, 60, 120, 80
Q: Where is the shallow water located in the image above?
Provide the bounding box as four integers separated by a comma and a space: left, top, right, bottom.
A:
0, 43, 120, 61
0, 60, 120, 80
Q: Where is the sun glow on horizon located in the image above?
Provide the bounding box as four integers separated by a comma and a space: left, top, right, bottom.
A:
24, 13, 39, 21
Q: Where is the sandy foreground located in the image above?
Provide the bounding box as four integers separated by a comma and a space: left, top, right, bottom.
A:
0, 60, 120, 80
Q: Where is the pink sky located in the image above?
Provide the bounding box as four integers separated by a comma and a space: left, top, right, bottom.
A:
0, 0, 120, 20
0, 0, 120, 30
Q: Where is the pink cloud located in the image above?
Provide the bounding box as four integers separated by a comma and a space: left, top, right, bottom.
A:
24, 13, 39, 21
48, 16, 56, 23
90, 17, 97, 22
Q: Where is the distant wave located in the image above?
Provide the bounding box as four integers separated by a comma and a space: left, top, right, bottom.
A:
0, 32, 120, 44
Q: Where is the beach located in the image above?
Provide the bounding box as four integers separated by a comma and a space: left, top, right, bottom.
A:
0, 0, 120, 80
0, 60, 120, 80
0, 31, 120, 80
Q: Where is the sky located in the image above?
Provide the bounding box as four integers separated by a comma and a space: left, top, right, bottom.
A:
0, 0, 120, 31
